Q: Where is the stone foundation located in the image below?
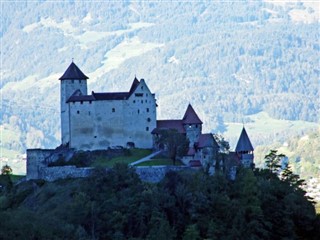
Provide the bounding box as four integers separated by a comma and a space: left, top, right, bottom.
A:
31, 165, 191, 183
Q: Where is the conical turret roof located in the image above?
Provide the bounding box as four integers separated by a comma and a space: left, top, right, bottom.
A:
235, 127, 254, 152
182, 104, 203, 124
59, 62, 89, 80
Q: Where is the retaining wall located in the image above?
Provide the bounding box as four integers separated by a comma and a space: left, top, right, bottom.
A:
36, 165, 191, 182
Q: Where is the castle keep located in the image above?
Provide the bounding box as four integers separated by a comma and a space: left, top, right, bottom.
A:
60, 62, 156, 150
26, 62, 254, 181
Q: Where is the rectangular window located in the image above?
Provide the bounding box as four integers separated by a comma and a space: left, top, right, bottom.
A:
77, 110, 80, 114
112, 108, 115, 112
146, 127, 149, 131
81, 101, 83, 104
146, 108, 149, 112
89, 101, 92, 104
135, 93, 143, 97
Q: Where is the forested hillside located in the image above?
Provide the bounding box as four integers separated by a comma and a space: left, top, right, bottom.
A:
0, 165, 319, 239
254, 127, 320, 179
1, 1, 319, 163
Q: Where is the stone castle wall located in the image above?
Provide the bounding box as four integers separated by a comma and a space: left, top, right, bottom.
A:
69, 99, 127, 150
61, 79, 87, 145
135, 166, 190, 183
124, 79, 157, 149
32, 165, 190, 182
68, 79, 156, 150
39, 166, 93, 181
185, 124, 202, 147
26, 149, 55, 180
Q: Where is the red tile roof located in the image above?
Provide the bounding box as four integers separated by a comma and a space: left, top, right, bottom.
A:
152, 120, 186, 134
189, 160, 202, 167
182, 104, 203, 124
59, 62, 89, 80
197, 134, 214, 148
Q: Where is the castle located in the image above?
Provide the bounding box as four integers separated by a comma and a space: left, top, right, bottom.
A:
60, 62, 156, 150
26, 62, 254, 181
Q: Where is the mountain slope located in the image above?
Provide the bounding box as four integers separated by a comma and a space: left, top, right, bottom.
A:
1, 1, 319, 162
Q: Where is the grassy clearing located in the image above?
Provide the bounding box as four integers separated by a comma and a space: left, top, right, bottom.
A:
90, 148, 152, 168
223, 111, 318, 148
136, 158, 184, 167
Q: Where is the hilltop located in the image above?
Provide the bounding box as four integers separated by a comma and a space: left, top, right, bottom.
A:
0, 164, 319, 239
1, 1, 319, 174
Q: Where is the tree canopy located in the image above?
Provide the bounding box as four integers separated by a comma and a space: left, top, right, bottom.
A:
156, 129, 189, 165
0, 161, 319, 239
1, 164, 12, 175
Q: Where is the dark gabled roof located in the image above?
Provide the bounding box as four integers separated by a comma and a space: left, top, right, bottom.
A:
66, 89, 95, 103
129, 77, 140, 96
182, 104, 203, 124
67, 94, 95, 103
197, 133, 219, 149
66, 77, 141, 102
235, 127, 254, 152
92, 92, 129, 100
151, 120, 186, 134
59, 62, 89, 80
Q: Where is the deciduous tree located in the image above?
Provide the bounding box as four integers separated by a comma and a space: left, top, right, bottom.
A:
157, 129, 189, 165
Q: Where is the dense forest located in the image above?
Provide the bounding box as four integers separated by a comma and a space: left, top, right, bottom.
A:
0, 161, 319, 239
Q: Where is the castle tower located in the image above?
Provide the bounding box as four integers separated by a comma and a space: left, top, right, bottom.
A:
235, 127, 254, 168
59, 62, 88, 145
182, 104, 203, 147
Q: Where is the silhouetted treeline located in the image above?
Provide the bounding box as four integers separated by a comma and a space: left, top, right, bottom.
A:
0, 163, 319, 239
